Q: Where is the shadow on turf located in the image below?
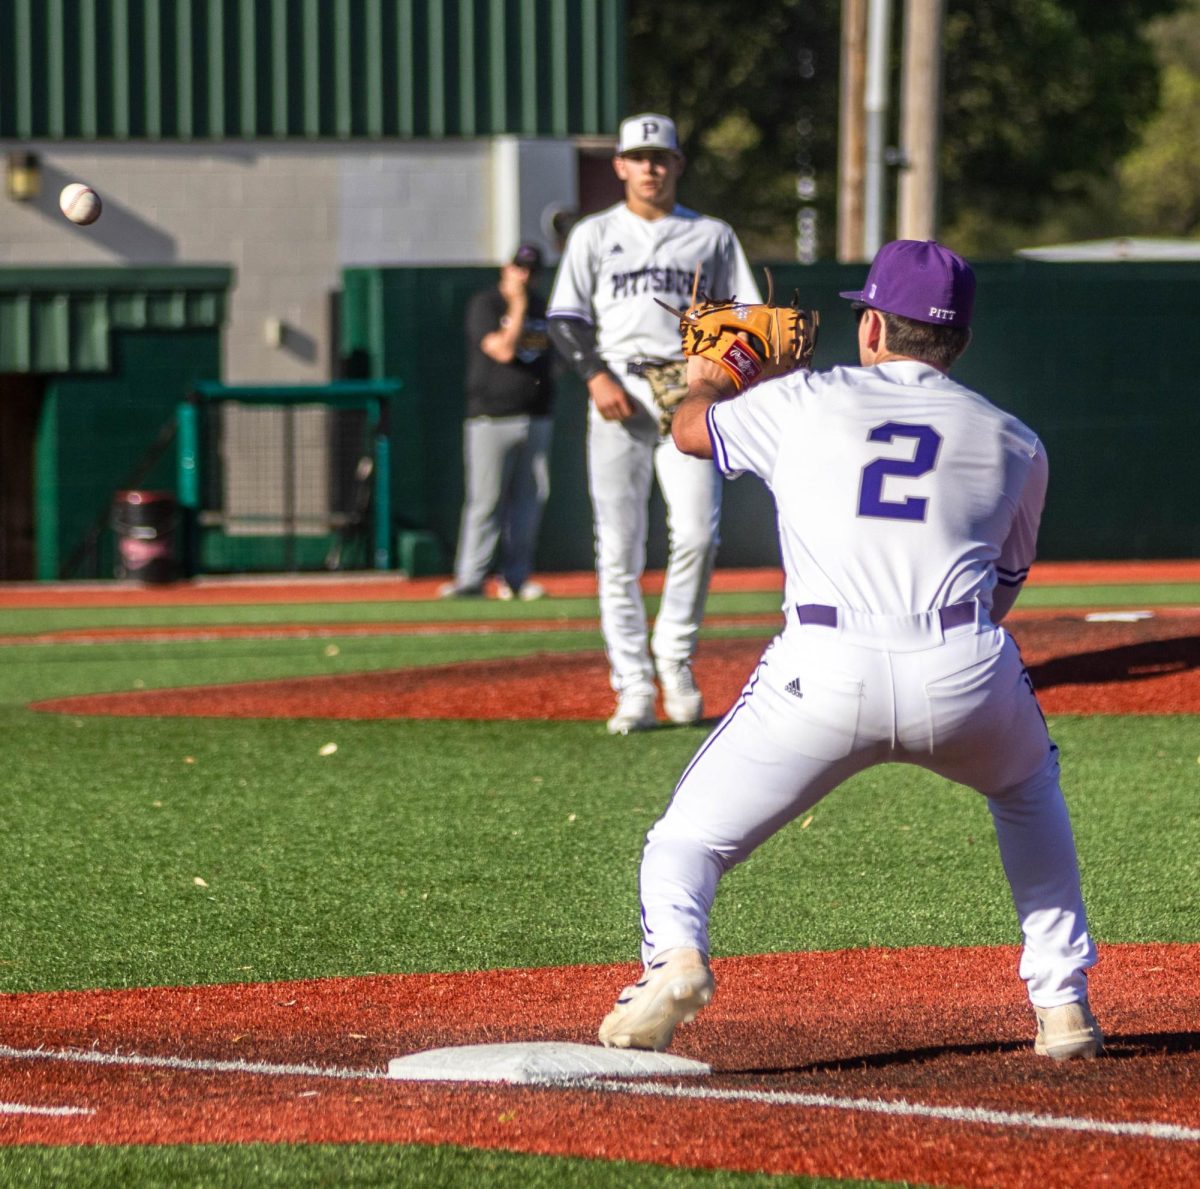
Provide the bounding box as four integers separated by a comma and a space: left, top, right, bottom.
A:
1100, 1030, 1200, 1059
1029, 635, 1200, 690
718, 1030, 1200, 1075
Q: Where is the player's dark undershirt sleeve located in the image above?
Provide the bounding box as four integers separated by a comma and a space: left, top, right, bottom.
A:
548, 316, 607, 383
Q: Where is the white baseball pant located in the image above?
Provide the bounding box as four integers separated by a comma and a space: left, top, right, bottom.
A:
637, 604, 1097, 1007
586, 373, 721, 693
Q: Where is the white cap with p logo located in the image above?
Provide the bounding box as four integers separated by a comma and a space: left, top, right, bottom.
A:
616, 113, 681, 155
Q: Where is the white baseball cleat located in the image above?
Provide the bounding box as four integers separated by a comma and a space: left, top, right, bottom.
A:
599, 948, 715, 1051
1034, 1000, 1103, 1060
657, 660, 704, 725
437, 582, 483, 599
606, 687, 657, 735
495, 579, 547, 602
516, 580, 546, 601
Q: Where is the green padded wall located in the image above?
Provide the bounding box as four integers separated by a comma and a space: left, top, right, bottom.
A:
36, 328, 222, 579
342, 265, 597, 573
343, 261, 1200, 569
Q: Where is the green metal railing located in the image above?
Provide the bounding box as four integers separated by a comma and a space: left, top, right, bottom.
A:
180, 380, 398, 572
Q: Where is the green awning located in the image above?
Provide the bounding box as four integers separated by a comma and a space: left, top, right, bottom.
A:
0, 266, 232, 374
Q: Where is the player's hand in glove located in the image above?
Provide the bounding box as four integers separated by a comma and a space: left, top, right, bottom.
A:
641, 360, 689, 436
659, 267, 819, 392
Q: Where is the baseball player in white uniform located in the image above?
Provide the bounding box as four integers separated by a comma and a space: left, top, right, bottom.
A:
598, 240, 1102, 1062
548, 113, 761, 735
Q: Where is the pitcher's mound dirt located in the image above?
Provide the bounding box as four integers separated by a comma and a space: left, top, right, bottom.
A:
32, 612, 1200, 720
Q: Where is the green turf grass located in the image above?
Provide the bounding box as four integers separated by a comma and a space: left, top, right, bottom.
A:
0, 578, 1196, 636
1, 708, 1194, 991
0, 579, 1193, 1185
0, 1144, 907, 1189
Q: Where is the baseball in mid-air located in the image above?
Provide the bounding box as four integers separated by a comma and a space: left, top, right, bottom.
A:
59, 182, 102, 225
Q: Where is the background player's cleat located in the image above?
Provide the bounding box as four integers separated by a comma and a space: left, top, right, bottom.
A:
606, 687, 657, 735
437, 582, 483, 599
658, 660, 704, 724
1034, 1001, 1103, 1059
599, 947, 714, 1051
495, 579, 547, 602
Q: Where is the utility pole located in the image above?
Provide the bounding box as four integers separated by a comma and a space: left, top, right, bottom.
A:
897, 0, 945, 241
837, 0, 868, 261
862, 0, 894, 258
795, 46, 819, 264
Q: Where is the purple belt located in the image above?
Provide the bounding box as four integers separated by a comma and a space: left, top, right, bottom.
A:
795, 601, 976, 631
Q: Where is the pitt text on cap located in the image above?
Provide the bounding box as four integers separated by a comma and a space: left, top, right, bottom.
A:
839, 239, 975, 328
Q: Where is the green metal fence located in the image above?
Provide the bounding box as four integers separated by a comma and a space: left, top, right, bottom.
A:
0, 0, 626, 141
342, 260, 1200, 566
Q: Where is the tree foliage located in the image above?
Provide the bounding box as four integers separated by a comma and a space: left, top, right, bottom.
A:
626, 0, 1189, 259
1116, 0, 1200, 236
939, 0, 1183, 253
626, 0, 841, 259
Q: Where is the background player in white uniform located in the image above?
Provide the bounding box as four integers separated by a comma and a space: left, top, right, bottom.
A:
598, 240, 1102, 1062
548, 114, 761, 735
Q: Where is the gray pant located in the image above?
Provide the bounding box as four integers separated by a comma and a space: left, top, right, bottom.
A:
453, 414, 552, 591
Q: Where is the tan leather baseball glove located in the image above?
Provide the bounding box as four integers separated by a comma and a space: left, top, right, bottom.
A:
660, 267, 819, 392
641, 360, 689, 435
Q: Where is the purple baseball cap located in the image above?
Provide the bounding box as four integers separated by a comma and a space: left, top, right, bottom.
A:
839, 239, 975, 327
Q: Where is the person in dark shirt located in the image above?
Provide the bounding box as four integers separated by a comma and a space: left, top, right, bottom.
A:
439, 243, 555, 601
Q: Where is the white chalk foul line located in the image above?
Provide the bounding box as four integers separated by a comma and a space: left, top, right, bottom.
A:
0, 1044, 387, 1083
0, 1101, 94, 1117
1, 1044, 1197, 1144
588, 1080, 1200, 1144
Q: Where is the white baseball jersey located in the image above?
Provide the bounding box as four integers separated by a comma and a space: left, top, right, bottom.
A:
707, 360, 1047, 622
636, 359, 1096, 1009
548, 202, 761, 372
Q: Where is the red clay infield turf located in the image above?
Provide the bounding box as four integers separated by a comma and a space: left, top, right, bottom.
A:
2, 945, 1198, 1186
5, 563, 1198, 1182
30, 608, 1200, 719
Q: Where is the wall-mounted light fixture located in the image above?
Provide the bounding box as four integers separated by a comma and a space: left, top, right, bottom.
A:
6, 150, 41, 201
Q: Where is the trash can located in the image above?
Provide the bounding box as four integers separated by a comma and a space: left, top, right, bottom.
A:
112, 490, 178, 583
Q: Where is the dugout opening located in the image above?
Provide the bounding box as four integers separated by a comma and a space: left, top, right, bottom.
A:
0, 374, 44, 580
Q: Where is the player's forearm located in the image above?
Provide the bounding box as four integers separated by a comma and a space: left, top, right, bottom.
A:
670, 396, 716, 457
671, 357, 737, 457
481, 296, 529, 363
548, 317, 607, 382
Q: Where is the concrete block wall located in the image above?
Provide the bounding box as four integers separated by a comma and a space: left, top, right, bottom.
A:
0, 139, 577, 384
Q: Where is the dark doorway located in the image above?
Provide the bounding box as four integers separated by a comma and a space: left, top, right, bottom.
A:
578, 147, 625, 218
0, 375, 44, 580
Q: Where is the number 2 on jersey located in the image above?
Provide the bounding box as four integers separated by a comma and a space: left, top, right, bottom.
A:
857, 422, 942, 521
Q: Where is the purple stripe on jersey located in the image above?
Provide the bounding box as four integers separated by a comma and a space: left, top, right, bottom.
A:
546, 308, 595, 323
706, 404, 733, 474
996, 564, 1030, 587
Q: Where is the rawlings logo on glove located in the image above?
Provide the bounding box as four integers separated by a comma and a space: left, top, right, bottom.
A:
658, 267, 819, 392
